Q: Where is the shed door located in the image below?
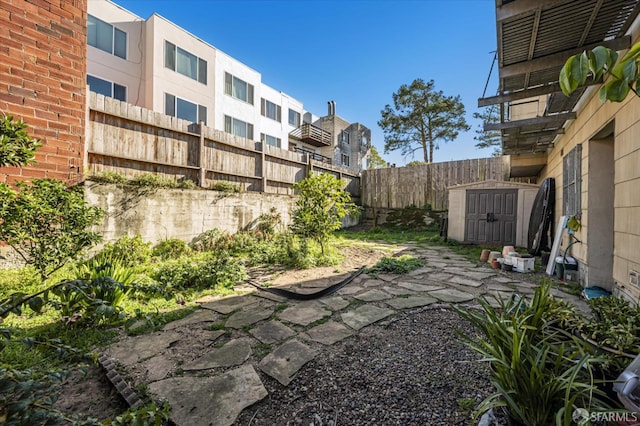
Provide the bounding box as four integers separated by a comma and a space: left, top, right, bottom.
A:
465, 189, 517, 246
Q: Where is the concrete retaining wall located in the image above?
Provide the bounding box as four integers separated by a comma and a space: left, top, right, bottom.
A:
85, 183, 358, 245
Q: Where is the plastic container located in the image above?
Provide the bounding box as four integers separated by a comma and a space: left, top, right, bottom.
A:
514, 257, 535, 273
555, 256, 577, 279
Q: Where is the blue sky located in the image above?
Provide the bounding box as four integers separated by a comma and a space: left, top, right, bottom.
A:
113, 0, 499, 166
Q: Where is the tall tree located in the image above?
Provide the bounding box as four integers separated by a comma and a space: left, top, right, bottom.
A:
378, 79, 469, 164
368, 146, 387, 169
473, 105, 502, 156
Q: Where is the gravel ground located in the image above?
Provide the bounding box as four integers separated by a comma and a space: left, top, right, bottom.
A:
235, 306, 496, 426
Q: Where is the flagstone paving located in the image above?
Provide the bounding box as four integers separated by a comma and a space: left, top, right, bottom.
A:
104, 243, 590, 426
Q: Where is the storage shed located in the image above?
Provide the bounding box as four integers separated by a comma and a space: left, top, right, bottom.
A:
447, 180, 539, 247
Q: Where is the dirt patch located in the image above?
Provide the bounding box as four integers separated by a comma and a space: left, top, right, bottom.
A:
51, 243, 394, 421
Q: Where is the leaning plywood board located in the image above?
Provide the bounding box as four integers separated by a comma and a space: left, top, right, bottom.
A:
546, 215, 569, 276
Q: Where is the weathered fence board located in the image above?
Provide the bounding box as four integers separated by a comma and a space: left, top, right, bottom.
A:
86, 93, 359, 196
361, 157, 510, 211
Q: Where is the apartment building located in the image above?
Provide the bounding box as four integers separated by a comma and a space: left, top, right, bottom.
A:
86, 0, 371, 172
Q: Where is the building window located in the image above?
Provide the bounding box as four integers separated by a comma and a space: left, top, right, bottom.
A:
88, 15, 126, 59
288, 109, 300, 127
340, 131, 350, 144
563, 144, 582, 216
342, 154, 350, 167
224, 115, 254, 139
164, 41, 207, 84
260, 133, 281, 148
261, 98, 281, 122
87, 75, 126, 101
224, 72, 254, 104
165, 93, 206, 124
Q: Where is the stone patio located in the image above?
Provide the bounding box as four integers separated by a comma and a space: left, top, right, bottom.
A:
104, 243, 586, 425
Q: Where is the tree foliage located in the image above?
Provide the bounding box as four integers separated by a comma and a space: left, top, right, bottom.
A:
368, 146, 388, 169
0, 179, 104, 281
0, 114, 41, 167
378, 79, 469, 164
473, 105, 502, 155
560, 42, 640, 102
290, 173, 359, 253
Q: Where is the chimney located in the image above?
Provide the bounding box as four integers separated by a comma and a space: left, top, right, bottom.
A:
331, 100, 336, 115
327, 101, 332, 116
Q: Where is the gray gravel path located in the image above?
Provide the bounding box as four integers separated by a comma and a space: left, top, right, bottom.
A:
234, 306, 493, 426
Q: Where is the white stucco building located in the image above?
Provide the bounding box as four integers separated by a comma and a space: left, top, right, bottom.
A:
86, 0, 371, 172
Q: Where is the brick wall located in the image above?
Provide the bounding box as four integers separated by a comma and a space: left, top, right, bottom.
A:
0, 0, 87, 185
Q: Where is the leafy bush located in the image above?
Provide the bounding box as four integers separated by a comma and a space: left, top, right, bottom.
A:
96, 234, 152, 267
0, 179, 104, 281
88, 171, 129, 184
152, 238, 192, 260
189, 228, 232, 252
0, 114, 41, 167
576, 296, 640, 374
130, 173, 178, 188
366, 255, 426, 276
291, 173, 360, 254
151, 252, 246, 291
177, 179, 196, 189
210, 181, 241, 193
454, 282, 614, 425
256, 207, 283, 237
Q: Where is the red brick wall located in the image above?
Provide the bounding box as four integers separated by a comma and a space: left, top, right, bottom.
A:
0, 0, 87, 185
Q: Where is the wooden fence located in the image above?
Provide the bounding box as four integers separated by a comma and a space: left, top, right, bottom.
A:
361, 157, 511, 211
86, 93, 359, 197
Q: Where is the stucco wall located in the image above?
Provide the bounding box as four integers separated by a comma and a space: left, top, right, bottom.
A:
539, 46, 640, 300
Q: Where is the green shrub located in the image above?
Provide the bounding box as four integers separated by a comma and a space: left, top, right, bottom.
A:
0, 179, 104, 281
228, 231, 261, 254
256, 207, 283, 237
96, 234, 152, 267
576, 296, 640, 374
177, 179, 196, 189
151, 252, 246, 291
366, 255, 426, 276
152, 238, 192, 260
0, 114, 41, 167
189, 228, 232, 252
88, 171, 128, 184
210, 181, 241, 193
130, 173, 178, 188
454, 281, 614, 425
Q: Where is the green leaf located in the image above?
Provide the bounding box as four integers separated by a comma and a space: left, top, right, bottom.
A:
618, 40, 640, 65
27, 297, 45, 313
559, 56, 578, 95
605, 79, 630, 102
588, 46, 611, 80
571, 52, 590, 86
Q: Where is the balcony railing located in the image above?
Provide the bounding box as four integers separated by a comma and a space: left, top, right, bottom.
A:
289, 146, 332, 164
289, 123, 332, 147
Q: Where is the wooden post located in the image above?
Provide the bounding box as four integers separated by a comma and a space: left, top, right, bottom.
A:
198, 121, 206, 188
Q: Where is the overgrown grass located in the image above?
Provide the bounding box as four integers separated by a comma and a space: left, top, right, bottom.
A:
366, 254, 426, 277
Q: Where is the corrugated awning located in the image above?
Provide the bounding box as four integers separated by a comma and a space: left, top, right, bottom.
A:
480, 0, 640, 156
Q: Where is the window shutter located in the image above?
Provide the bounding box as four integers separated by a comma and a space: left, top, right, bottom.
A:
277, 105, 282, 123
224, 115, 231, 133
247, 123, 254, 140
261, 98, 265, 116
